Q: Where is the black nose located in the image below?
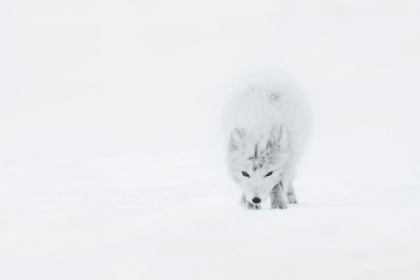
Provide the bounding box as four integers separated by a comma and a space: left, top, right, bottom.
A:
252, 197, 261, 204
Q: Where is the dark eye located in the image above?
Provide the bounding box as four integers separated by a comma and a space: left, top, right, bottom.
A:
242, 171, 250, 177
265, 171, 273, 177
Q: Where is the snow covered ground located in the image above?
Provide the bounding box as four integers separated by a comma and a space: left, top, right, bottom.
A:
1, 0, 420, 279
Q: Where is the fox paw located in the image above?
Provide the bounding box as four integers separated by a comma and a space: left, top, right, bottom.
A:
245, 202, 261, 210
271, 202, 288, 209
287, 194, 298, 204
240, 201, 261, 210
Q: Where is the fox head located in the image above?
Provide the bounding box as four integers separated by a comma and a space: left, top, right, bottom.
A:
228, 125, 289, 205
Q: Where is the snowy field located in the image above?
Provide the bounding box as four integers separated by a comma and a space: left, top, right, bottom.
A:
1, 0, 420, 279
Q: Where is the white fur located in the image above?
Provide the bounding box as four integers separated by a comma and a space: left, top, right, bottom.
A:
224, 69, 310, 209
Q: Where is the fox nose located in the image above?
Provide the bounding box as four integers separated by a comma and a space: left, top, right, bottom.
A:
252, 197, 261, 204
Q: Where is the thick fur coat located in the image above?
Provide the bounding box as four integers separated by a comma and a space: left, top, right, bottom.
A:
224, 70, 310, 209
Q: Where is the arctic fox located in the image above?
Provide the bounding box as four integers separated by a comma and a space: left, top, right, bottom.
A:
224, 70, 309, 210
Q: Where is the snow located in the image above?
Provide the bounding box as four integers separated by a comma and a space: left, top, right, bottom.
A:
1, 0, 420, 279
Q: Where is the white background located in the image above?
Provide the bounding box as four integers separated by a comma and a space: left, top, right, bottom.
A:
1, 0, 420, 279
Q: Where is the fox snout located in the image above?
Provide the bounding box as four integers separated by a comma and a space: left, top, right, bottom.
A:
244, 187, 270, 205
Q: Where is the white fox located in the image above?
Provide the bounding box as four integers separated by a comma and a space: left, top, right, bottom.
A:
224, 70, 310, 209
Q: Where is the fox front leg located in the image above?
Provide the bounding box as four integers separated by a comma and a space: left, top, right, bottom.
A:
239, 193, 261, 210
287, 182, 298, 204
270, 183, 288, 209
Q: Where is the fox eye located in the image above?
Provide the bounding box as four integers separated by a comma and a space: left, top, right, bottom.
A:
242, 171, 250, 177
265, 171, 273, 177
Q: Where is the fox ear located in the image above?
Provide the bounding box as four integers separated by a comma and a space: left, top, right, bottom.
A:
229, 128, 246, 152
270, 125, 287, 150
